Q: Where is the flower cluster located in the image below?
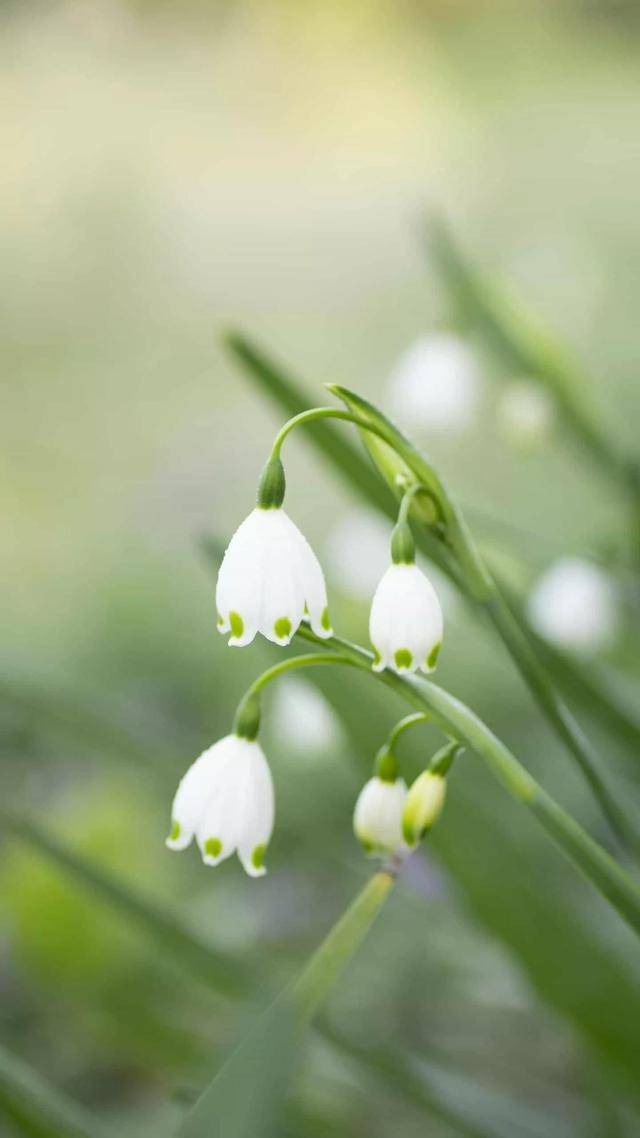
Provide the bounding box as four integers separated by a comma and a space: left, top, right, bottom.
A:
166, 430, 447, 877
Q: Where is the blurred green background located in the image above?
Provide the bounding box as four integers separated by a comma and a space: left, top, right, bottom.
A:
3, 1, 640, 1135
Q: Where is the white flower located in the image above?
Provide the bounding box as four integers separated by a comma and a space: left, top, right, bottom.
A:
353, 776, 408, 855
497, 379, 554, 449
402, 771, 446, 847
387, 333, 481, 435
527, 557, 618, 656
166, 734, 274, 877
369, 563, 443, 675
216, 507, 332, 647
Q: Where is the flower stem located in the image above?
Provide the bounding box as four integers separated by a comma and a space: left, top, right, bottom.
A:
387, 712, 433, 751
292, 870, 396, 1027
246, 652, 360, 700
296, 626, 640, 939
270, 406, 412, 463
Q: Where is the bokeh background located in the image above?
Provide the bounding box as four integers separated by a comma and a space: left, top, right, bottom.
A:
3, 1, 640, 1134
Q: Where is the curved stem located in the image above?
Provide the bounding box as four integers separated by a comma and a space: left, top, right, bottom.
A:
270, 407, 412, 463
397, 482, 432, 527
246, 652, 360, 699
295, 626, 640, 939
387, 712, 432, 751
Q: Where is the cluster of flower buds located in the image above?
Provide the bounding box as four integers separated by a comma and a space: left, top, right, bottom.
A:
353, 739, 459, 861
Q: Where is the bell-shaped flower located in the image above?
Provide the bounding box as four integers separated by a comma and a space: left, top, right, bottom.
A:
166, 734, 274, 877
369, 521, 443, 675
217, 456, 332, 648
402, 770, 446, 847
353, 775, 408, 855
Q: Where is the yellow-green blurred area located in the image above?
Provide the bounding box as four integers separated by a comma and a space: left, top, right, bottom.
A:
3, 1, 640, 1135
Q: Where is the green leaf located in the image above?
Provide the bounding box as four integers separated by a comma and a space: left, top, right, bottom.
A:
0, 1042, 111, 1138
425, 213, 627, 483
176, 997, 295, 1138
0, 810, 248, 996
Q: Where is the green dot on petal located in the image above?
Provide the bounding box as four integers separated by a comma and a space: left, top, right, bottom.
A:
204, 837, 222, 858
274, 616, 292, 640
427, 643, 441, 670
169, 820, 181, 842
321, 606, 331, 631
229, 611, 244, 639
394, 648, 413, 670
372, 649, 382, 667
252, 844, 266, 869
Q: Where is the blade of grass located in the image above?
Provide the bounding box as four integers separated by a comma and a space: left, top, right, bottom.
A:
0, 809, 248, 996
0, 1042, 112, 1138
424, 214, 631, 487
176, 871, 394, 1138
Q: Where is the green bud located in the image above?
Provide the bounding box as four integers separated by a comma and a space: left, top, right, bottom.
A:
429, 741, 463, 777
257, 456, 286, 509
374, 745, 398, 783
233, 693, 261, 740
390, 521, 415, 565
402, 770, 446, 846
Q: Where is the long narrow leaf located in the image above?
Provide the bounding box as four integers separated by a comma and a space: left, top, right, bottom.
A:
0, 1042, 111, 1138
425, 214, 628, 484
0, 810, 247, 996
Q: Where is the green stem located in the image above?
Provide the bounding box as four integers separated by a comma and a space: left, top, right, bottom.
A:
246, 652, 359, 697
482, 589, 639, 856
292, 871, 395, 1027
270, 407, 401, 462
387, 712, 433, 751
296, 627, 640, 939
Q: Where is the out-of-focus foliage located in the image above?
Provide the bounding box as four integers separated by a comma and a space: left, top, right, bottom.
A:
3, 1, 640, 1135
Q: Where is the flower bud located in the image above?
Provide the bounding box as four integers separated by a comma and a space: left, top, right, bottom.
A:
353, 775, 407, 856
402, 770, 446, 847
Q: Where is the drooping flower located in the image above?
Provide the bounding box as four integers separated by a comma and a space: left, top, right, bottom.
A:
353, 775, 408, 855
166, 734, 274, 877
387, 333, 482, 435
369, 521, 443, 675
216, 459, 332, 647
527, 557, 618, 655
402, 770, 446, 847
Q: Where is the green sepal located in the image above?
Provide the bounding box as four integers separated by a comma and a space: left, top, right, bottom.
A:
257, 455, 286, 509
429, 740, 463, 777
233, 693, 261, 740
326, 384, 448, 529
390, 521, 415, 565
374, 745, 398, 783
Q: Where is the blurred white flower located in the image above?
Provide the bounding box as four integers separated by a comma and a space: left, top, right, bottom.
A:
166, 734, 274, 877
527, 557, 618, 655
370, 563, 443, 675
270, 677, 343, 756
353, 775, 408, 855
324, 508, 391, 600
387, 333, 482, 434
498, 379, 554, 450
217, 507, 332, 646
402, 770, 447, 847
